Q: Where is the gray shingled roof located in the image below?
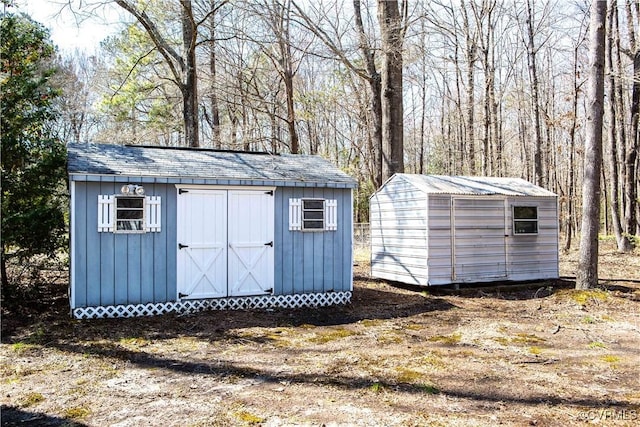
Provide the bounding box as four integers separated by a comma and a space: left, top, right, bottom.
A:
67, 143, 357, 188
394, 173, 556, 197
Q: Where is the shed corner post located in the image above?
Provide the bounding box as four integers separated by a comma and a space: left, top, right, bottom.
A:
69, 179, 76, 312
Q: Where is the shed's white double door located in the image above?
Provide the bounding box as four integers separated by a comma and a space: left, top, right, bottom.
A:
177, 188, 274, 299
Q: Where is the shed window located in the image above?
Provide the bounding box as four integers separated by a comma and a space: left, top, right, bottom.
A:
289, 198, 337, 231
116, 197, 144, 231
98, 195, 161, 233
513, 206, 538, 234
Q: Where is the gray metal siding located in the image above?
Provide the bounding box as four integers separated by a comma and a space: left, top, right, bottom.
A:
72, 181, 176, 308
506, 197, 559, 281
370, 177, 428, 285
275, 187, 353, 294
371, 175, 559, 287
426, 195, 454, 285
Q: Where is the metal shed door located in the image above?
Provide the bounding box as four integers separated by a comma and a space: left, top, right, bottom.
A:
177, 189, 228, 299
228, 190, 274, 296
452, 198, 507, 282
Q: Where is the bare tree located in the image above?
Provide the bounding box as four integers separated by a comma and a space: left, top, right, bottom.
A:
378, 0, 407, 182
577, 0, 607, 290
606, 0, 632, 252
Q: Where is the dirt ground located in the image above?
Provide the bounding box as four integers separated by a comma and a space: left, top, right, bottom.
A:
1, 241, 639, 426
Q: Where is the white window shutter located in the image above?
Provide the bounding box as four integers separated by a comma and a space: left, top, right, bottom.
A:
325, 199, 338, 231
98, 195, 115, 232
145, 196, 161, 232
289, 198, 302, 230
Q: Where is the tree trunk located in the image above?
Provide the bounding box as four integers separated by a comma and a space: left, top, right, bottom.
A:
577, 0, 606, 290
525, 0, 544, 187
209, 0, 221, 148
607, 0, 632, 252
354, 0, 383, 187
182, 0, 199, 147
563, 45, 580, 253
624, 0, 639, 235
377, 0, 405, 183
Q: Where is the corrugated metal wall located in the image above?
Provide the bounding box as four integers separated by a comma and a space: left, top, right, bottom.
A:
370, 177, 429, 285
371, 176, 559, 286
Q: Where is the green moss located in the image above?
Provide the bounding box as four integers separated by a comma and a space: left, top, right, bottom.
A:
19, 392, 44, 408
64, 406, 90, 419
234, 410, 264, 424
309, 328, 356, 344
428, 332, 461, 345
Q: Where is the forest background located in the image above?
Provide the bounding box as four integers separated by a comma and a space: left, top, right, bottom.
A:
1, 0, 639, 288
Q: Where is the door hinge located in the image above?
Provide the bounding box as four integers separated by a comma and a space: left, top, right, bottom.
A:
264, 288, 273, 294
178, 292, 189, 298
265, 190, 273, 196
178, 243, 189, 249
179, 188, 189, 194
264, 241, 273, 247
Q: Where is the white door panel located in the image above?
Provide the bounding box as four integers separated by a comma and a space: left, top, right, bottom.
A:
228, 190, 274, 296
177, 189, 227, 299
177, 188, 274, 299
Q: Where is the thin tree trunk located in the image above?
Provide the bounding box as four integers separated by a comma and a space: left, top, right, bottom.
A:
182, 0, 199, 147
525, 0, 543, 187
607, 0, 632, 251
378, 0, 405, 182
577, 0, 606, 290
209, 0, 221, 148
354, 0, 383, 187
624, 0, 639, 235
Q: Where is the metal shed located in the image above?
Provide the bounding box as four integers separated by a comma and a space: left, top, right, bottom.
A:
68, 143, 357, 319
370, 174, 559, 286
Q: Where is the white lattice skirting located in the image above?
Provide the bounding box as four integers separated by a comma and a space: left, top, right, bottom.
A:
72, 291, 352, 319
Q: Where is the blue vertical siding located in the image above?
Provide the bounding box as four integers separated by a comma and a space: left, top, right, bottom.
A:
274, 187, 353, 295
73, 181, 352, 308
72, 182, 176, 307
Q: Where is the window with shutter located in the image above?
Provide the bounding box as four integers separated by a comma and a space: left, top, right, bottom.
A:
98, 194, 161, 233
289, 198, 338, 232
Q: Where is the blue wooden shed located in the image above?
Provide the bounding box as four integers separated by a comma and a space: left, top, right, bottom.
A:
68, 143, 357, 319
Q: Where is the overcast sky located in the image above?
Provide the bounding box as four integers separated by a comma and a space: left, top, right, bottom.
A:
16, 0, 122, 53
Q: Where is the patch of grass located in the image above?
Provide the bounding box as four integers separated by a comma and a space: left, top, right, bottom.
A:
298, 323, 316, 329
360, 319, 383, 327
588, 341, 607, 349
396, 367, 424, 383
119, 337, 150, 348
19, 392, 44, 408
10, 342, 37, 354
582, 315, 597, 324
529, 346, 543, 355
376, 332, 404, 344
370, 382, 383, 393
234, 410, 264, 424
428, 332, 461, 345
422, 353, 446, 369
513, 333, 546, 344
404, 323, 423, 331
419, 383, 440, 394
569, 289, 610, 305
64, 406, 90, 419
601, 355, 621, 367
309, 327, 356, 344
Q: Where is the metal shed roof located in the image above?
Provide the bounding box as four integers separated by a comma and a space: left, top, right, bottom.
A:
392, 174, 556, 197
67, 143, 358, 188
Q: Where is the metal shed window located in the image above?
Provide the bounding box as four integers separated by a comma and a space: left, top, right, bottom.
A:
513, 206, 538, 235
289, 198, 337, 231
98, 195, 161, 233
